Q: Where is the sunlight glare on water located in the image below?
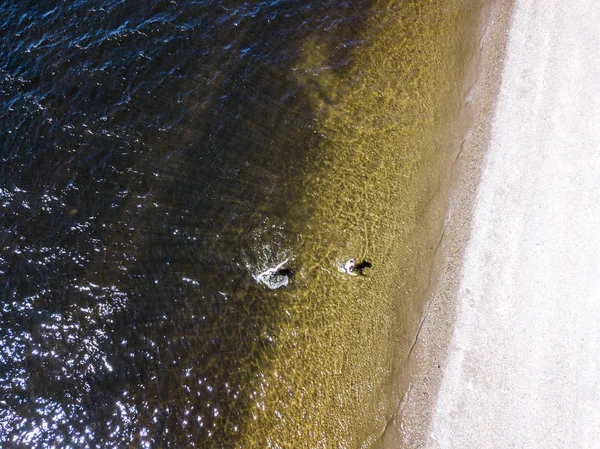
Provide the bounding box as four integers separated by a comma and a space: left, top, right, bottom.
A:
0, 0, 483, 447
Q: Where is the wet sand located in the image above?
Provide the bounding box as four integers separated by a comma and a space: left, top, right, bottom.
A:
395, 0, 600, 447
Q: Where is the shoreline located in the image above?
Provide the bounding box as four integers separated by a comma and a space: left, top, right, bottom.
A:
235, 1, 497, 446
384, 1, 516, 447
423, 0, 600, 445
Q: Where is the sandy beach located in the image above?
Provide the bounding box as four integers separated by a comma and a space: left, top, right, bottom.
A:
394, 0, 600, 447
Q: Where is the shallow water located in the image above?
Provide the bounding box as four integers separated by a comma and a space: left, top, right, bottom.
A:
1, 1, 482, 447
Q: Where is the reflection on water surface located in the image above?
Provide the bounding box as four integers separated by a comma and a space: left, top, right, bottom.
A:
0, 0, 483, 447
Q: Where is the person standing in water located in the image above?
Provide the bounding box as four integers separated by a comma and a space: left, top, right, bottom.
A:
343, 258, 372, 276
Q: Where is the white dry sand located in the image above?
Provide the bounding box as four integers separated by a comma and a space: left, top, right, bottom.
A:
425, 0, 600, 447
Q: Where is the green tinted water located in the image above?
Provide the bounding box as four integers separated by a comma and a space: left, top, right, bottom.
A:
238, 1, 484, 447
